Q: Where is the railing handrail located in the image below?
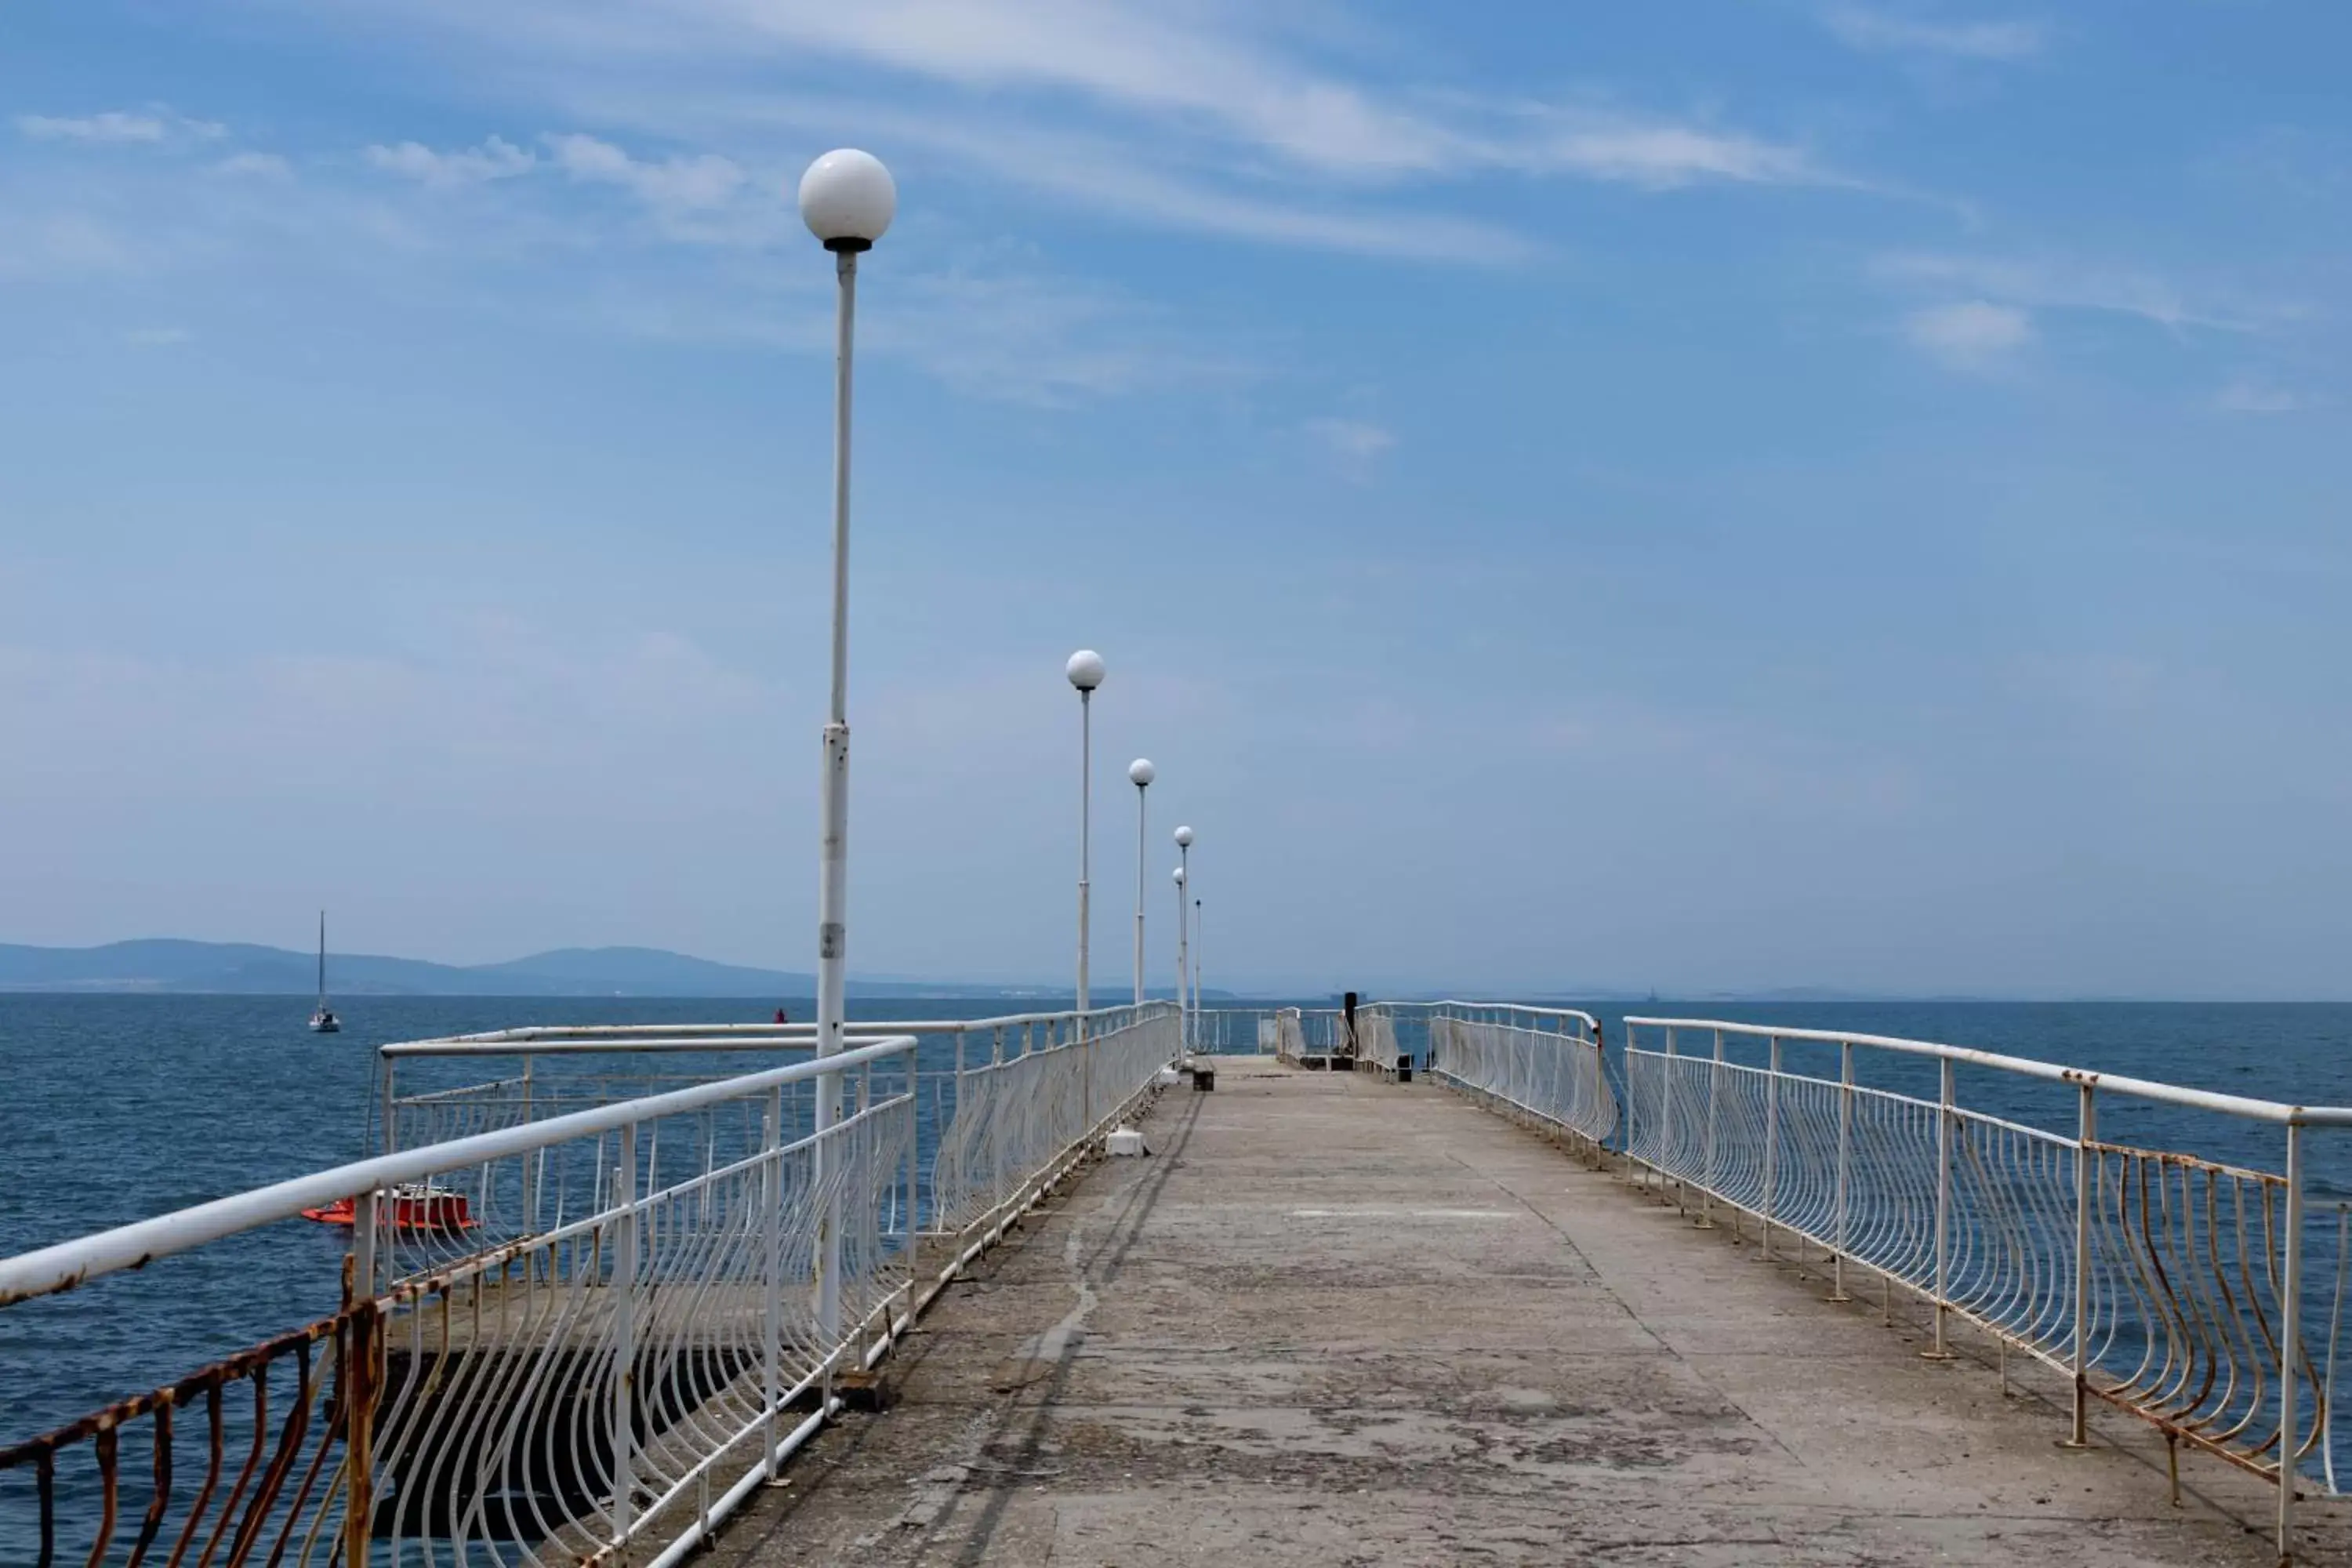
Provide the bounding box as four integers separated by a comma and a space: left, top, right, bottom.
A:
1429, 1000, 1602, 1032
1622, 1014, 2344, 1125
0, 1033, 919, 1306
382, 1001, 1176, 1057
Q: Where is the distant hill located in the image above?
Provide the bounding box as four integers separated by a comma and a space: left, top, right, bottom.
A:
0, 940, 1066, 999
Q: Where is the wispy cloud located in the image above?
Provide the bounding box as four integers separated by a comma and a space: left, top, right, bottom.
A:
332, 0, 1881, 260
212, 151, 293, 180
2215, 377, 2301, 416
16, 109, 226, 145
1305, 416, 1396, 478
123, 327, 193, 347
365, 135, 536, 187
1822, 6, 2047, 61
1499, 111, 1833, 189
1904, 299, 2032, 369
1873, 252, 2284, 335
543, 133, 745, 210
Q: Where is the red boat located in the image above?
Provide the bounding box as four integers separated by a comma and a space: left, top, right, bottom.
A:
302, 1184, 477, 1232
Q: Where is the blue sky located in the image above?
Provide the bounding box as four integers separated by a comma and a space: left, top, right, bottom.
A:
2, 2, 2347, 997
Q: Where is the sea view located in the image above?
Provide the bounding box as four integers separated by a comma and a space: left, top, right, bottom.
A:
9, 993, 2352, 1450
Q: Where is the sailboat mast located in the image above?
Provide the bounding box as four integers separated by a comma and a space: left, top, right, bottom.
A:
317, 910, 326, 1007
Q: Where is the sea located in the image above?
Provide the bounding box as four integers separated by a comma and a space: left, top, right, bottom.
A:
5, 994, 2352, 1480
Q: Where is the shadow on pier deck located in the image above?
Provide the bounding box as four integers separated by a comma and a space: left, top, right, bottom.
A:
708, 1060, 2352, 1566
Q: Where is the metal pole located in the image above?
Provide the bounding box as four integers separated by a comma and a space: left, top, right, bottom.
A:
2279, 1120, 2307, 1559
1664, 1027, 1681, 1214
1133, 779, 1147, 1007
343, 1188, 380, 1568
1929, 1056, 1955, 1359
1193, 897, 1203, 1025
520, 1055, 536, 1236
1829, 1040, 1853, 1302
1076, 688, 1091, 1035
1700, 1028, 1721, 1229
1762, 1036, 1780, 1261
612, 1122, 639, 1541
811, 248, 858, 1347
1175, 850, 1190, 1052
2067, 1081, 2095, 1445
763, 1086, 783, 1479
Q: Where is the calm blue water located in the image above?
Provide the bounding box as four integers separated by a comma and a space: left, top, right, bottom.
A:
5, 995, 2352, 1490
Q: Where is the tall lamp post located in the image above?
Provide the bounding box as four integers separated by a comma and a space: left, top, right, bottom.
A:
1067, 651, 1105, 1040
1174, 826, 1194, 1049
1171, 865, 1188, 1053
1127, 759, 1153, 1006
797, 147, 895, 1348
1193, 895, 1204, 1022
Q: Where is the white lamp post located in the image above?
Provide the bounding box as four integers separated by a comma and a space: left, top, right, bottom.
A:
797, 146, 894, 1348
1174, 825, 1194, 1050
1127, 759, 1153, 1006
1171, 864, 1188, 1053
1194, 895, 1204, 1023
1067, 652, 1105, 1037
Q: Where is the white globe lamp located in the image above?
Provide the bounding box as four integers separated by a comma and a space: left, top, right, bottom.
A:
797, 149, 896, 252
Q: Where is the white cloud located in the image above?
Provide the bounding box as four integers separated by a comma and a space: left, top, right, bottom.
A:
1305, 416, 1396, 465
212, 151, 293, 180
16, 109, 227, 145
1872, 252, 2280, 335
328, 1, 1876, 260
1904, 300, 2032, 368
2215, 377, 2300, 416
123, 327, 192, 347
365, 135, 536, 187
543, 133, 744, 209
1822, 6, 2047, 60
1511, 117, 1828, 190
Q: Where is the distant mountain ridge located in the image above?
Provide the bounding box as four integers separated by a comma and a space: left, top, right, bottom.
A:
0, 940, 1059, 998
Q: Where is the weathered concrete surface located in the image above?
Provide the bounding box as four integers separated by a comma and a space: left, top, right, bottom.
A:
712, 1061, 2352, 1566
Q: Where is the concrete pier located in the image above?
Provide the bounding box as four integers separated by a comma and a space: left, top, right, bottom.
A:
710, 1061, 2350, 1566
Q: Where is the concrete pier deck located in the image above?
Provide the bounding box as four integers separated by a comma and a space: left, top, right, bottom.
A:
712, 1060, 2351, 1566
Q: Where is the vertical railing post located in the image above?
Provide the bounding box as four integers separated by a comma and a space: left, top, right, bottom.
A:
1828, 1040, 1853, 1302
343, 1187, 380, 1568
900, 1050, 919, 1313
612, 1121, 639, 1544
816, 1043, 843, 1350
762, 1085, 783, 1479
2279, 1120, 2307, 1560
1700, 1028, 1722, 1229
379, 1057, 397, 1158
1929, 1057, 1955, 1359
520, 1054, 537, 1236
2067, 1080, 2096, 1446
1762, 1035, 1780, 1261
1663, 1026, 1680, 1210
992, 1026, 1007, 1215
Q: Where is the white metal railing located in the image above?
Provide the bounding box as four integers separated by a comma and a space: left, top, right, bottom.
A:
374, 1007, 1177, 1258
1423, 1002, 1614, 1150
929, 1005, 1180, 1234
1352, 1007, 1401, 1074
0, 1004, 1178, 1568
1187, 1007, 1287, 1055
1270, 1007, 1354, 1065
1619, 1015, 2352, 1559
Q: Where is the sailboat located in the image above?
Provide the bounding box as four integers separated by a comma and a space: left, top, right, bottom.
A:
308, 910, 341, 1033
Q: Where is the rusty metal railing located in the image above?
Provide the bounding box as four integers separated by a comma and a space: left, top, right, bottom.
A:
0, 1005, 1178, 1568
